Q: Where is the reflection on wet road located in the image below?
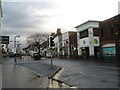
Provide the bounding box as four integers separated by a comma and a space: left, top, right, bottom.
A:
2, 64, 48, 88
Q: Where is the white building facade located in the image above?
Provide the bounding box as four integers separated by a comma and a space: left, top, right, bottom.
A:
54, 31, 77, 58
75, 20, 100, 58
54, 35, 62, 57
62, 32, 70, 56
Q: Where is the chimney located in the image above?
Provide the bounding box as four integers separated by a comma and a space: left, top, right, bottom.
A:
56, 28, 62, 36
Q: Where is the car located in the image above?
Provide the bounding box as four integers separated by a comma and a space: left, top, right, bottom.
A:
8, 52, 15, 57
29, 51, 38, 57
33, 53, 41, 60
14, 52, 20, 57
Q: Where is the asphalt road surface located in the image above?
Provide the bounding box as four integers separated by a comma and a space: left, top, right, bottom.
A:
39, 58, 119, 88
2, 56, 119, 88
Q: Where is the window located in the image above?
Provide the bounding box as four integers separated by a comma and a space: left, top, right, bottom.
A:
79, 29, 88, 39
111, 24, 114, 36
101, 28, 103, 37
111, 28, 114, 36
93, 28, 99, 36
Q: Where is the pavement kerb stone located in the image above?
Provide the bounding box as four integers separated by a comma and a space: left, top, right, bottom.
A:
16, 63, 64, 88
49, 67, 62, 79
49, 67, 78, 88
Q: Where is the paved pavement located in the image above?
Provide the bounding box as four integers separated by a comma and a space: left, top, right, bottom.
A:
18, 62, 60, 77
2, 64, 49, 88
2, 56, 60, 88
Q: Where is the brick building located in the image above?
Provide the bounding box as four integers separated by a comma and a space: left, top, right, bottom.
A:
99, 14, 120, 61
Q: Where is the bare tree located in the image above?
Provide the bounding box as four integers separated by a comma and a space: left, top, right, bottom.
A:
26, 33, 49, 45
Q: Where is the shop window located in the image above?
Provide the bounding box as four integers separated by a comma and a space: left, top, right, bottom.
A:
103, 47, 116, 56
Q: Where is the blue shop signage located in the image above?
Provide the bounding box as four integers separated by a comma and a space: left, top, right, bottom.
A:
103, 47, 116, 56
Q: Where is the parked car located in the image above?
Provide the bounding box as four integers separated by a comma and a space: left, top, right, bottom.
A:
33, 53, 41, 60
8, 52, 15, 57
14, 52, 20, 57
29, 51, 37, 57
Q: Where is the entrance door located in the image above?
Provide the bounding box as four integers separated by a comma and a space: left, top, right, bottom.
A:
94, 47, 99, 58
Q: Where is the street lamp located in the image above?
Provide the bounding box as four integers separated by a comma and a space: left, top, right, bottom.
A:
14, 35, 20, 52
14, 35, 20, 62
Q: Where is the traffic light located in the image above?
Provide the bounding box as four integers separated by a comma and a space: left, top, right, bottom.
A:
49, 36, 55, 47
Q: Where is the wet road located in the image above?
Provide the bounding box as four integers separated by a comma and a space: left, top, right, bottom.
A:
38, 58, 119, 88
2, 57, 119, 88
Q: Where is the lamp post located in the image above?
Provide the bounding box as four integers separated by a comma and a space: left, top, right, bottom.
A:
14, 35, 20, 62
14, 35, 20, 52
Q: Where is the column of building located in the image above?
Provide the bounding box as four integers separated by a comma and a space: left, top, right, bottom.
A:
88, 28, 94, 57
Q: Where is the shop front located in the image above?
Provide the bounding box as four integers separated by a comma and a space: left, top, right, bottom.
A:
61, 47, 70, 59
102, 43, 117, 62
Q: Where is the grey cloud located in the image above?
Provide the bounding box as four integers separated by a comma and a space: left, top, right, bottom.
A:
2, 2, 56, 36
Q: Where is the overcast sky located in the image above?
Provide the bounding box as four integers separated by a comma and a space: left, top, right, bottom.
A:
2, 0, 120, 48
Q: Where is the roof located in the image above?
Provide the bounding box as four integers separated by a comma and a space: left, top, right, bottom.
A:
62, 31, 77, 35
75, 20, 100, 28
100, 14, 120, 24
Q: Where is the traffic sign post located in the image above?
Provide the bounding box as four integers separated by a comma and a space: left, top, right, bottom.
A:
51, 52, 53, 69
48, 48, 53, 69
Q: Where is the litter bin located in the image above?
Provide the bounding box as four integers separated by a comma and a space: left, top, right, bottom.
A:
33, 53, 41, 60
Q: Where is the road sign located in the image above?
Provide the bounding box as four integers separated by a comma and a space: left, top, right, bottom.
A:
2, 36, 9, 44
47, 49, 53, 53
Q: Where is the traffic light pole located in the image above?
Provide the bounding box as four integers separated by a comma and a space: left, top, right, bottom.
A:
51, 53, 53, 69
49, 35, 55, 69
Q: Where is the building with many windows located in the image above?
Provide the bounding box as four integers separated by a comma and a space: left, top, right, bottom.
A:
75, 20, 100, 59
61, 31, 77, 58
99, 14, 120, 61
54, 35, 62, 57
54, 31, 77, 58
